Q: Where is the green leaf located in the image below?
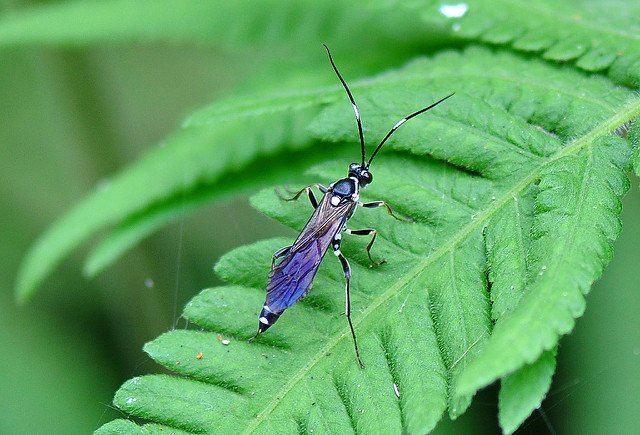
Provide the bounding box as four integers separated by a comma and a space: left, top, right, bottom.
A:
631, 120, 640, 177
16, 0, 640, 302
82, 142, 352, 278
98, 48, 639, 433
95, 419, 194, 435
416, 0, 640, 88
498, 349, 557, 434
0, 0, 432, 52
484, 182, 557, 432
95, 419, 145, 435
0, 0, 341, 46
455, 134, 632, 396
15, 84, 342, 302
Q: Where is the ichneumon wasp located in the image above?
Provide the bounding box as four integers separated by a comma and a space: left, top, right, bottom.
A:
251, 45, 453, 368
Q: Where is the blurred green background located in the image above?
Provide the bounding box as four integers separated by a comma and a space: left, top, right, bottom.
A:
1, 1, 638, 434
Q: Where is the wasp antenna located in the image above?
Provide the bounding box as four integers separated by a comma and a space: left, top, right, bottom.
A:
323, 44, 366, 166
367, 92, 454, 167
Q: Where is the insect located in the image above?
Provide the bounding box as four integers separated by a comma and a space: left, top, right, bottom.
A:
251, 44, 453, 367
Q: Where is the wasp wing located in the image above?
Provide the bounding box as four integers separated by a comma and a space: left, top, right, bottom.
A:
265, 195, 356, 314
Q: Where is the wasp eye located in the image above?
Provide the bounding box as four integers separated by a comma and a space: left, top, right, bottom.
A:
362, 171, 373, 184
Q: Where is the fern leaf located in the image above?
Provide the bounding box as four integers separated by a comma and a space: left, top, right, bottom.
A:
97, 48, 640, 433
15, 0, 640, 301
5, 0, 639, 91
0, 0, 333, 45
485, 183, 556, 432
631, 121, 640, 177
95, 419, 193, 435
15, 84, 342, 302
456, 134, 632, 393
0, 0, 428, 52
416, 0, 640, 88
82, 141, 352, 277
498, 349, 556, 434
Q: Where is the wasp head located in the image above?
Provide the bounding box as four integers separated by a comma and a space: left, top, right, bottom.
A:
348, 163, 373, 187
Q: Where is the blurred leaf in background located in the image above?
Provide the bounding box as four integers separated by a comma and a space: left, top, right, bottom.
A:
0, 1, 288, 432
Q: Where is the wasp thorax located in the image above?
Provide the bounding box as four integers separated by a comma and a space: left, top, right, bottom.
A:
332, 178, 357, 197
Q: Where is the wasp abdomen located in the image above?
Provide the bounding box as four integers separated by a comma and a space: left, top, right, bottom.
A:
257, 304, 281, 333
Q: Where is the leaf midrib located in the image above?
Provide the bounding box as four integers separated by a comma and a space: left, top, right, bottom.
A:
243, 96, 640, 434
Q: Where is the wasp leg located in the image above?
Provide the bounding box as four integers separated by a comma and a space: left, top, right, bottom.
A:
332, 234, 364, 369
360, 200, 412, 222
345, 228, 385, 266
271, 245, 291, 269
278, 183, 328, 208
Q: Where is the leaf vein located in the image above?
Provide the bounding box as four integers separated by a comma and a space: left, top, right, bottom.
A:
331, 376, 357, 434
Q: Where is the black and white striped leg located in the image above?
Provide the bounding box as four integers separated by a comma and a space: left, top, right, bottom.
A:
332, 234, 364, 369
271, 245, 291, 269
360, 200, 412, 222
279, 183, 327, 208
345, 228, 385, 266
